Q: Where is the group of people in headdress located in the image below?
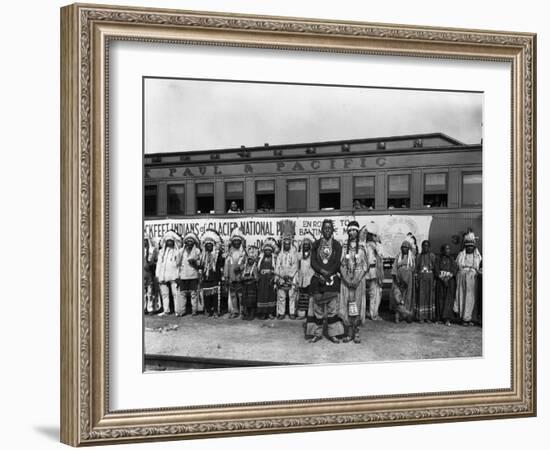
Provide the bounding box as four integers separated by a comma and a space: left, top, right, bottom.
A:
222, 221, 310, 321
390, 229, 482, 327
143, 224, 310, 321
144, 229, 224, 317
143, 220, 482, 344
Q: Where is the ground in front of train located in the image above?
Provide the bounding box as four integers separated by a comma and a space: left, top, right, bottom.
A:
144, 309, 482, 371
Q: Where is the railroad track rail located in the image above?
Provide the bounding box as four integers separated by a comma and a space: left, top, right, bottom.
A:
145, 353, 297, 371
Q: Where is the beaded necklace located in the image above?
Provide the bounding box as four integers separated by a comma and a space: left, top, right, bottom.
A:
318, 237, 333, 264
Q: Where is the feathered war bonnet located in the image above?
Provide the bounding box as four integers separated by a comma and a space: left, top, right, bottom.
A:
279, 219, 296, 241
226, 227, 245, 253
200, 228, 223, 250
200, 228, 222, 263
359, 221, 381, 244
404, 232, 418, 255
229, 227, 245, 244
457, 229, 482, 268
397, 234, 416, 268
261, 237, 278, 253
278, 219, 298, 253
400, 232, 417, 251
198, 229, 222, 276
463, 230, 478, 247
257, 237, 277, 268
400, 239, 413, 250
246, 245, 260, 261
161, 230, 183, 249
365, 220, 379, 236
182, 231, 200, 249
299, 232, 316, 251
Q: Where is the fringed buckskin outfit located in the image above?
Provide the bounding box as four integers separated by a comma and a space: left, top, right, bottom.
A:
155, 231, 182, 315
339, 238, 367, 342
275, 246, 299, 318
178, 233, 201, 316
223, 229, 246, 317
199, 230, 224, 317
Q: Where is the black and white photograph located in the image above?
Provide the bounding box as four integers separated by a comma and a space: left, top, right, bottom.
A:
142, 77, 483, 371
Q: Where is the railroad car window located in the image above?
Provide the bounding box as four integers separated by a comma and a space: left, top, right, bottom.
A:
387, 174, 410, 209
462, 172, 482, 207
319, 177, 341, 210
287, 179, 307, 212
424, 173, 448, 208
353, 176, 375, 210
225, 181, 244, 213
196, 183, 214, 214
144, 185, 158, 217
256, 180, 275, 213
167, 184, 185, 216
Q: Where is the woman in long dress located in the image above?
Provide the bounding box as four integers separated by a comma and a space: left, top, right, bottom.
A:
415, 240, 436, 323
435, 244, 457, 326
338, 221, 367, 343
256, 238, 277, 320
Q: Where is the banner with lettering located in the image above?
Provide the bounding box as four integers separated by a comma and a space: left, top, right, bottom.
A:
144, 215, 432, 258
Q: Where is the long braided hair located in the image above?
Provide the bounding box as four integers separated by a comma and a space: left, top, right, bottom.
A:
344, 220, 361, 271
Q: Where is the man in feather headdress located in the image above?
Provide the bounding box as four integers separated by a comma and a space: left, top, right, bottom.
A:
390, 235, 416, 323
241, 245, 259, 320
155, 230, 182, 316
275, 221, 299, 320
295, 232, 316, 319
199, 229, 225, 317
306, 219, 345, 343
223, 228, 247, 318
178, 232, 202, 316
455, 230, 482, 326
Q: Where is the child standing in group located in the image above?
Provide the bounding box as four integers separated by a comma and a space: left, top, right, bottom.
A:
435, 244, 457, 326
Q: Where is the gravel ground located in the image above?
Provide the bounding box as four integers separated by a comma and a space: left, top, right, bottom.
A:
144, 311, 482, 369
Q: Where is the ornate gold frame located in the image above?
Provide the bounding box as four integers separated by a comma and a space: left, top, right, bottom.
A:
60, 3, 536, 446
